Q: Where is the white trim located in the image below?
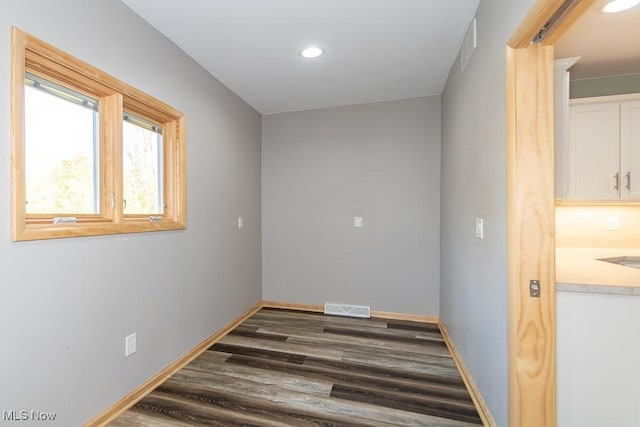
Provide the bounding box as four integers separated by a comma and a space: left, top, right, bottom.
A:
570, 92, 640, 105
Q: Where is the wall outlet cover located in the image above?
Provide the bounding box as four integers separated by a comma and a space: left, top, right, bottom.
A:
125, 333, 136, 357
475, 218, 484, 239
606, 216, 620, 231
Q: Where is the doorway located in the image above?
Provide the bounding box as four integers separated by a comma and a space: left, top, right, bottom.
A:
506, 1, 596, 426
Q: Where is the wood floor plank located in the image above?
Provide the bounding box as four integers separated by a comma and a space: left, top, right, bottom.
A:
322, 325, 445, 345
168, 370, 281, 401
229, 326, 290, 342
217, 334, 345, 360
252, 309, 391, 329
283, 335, 456, 367
251, 311, 443, 342
339, 350, 461, 377
273, 389, 480, 427
183, 360, 334, 396
244, 317, 437, 343
331, 383, 482, 423
220, 352, 477, 420
185, 350, 231, 365
249, 324, 451, 358
153, 379, 389, 427
209, 343, 308, 364
109, 410, 190, 427
224, 353, 472, 402
386, 319, 442, 333
303, 356, 467, 388
135, 391, 287, 427
111, 308, 482, 426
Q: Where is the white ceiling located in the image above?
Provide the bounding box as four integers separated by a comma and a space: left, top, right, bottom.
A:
555, 0, 640, 79
121, 0, 479, 114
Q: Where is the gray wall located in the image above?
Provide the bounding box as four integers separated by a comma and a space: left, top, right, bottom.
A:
440, 1, 535, 426
571, 74, 640, 98
0, 1, 262, 425
262, 97, 441, 316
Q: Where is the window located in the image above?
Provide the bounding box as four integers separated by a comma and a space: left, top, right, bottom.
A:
25, 74, 100, 215
122, 113, 164, 216
11, 28, 186, 241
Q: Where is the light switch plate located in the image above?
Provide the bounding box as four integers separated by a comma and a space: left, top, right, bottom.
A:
125, 333, 136, 357
475, 218, 484, 239
238, 216, 243, 229
354, 216, 363, 228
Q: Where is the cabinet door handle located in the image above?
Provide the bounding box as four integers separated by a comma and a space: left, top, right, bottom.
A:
614, 172, 620, 191
626, 172, 631, 190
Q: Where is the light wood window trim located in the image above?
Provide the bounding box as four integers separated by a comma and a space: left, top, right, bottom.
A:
11, 28, 186, 241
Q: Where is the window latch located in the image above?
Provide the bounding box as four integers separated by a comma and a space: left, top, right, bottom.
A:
53, 217, 77, 224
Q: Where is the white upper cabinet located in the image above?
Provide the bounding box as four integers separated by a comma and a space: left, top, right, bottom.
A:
554, 58, 579, 199
621, 100, 640, 200
565, 94, 640, 201
568, 102, 620, 200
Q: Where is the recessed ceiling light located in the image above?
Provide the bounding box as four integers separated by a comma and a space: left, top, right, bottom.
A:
300, 46, 323, 59
602, 0, 640, 13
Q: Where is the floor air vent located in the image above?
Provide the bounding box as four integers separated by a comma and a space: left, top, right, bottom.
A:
324, 303, 371, 318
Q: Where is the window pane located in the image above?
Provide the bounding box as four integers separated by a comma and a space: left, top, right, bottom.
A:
123, 115, 163, 215
24, 81, 99, 214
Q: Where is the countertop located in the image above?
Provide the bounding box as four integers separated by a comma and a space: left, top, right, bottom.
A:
556, 247, 640, 291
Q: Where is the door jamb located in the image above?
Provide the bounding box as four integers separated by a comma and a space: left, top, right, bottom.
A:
506, 1, 595, 426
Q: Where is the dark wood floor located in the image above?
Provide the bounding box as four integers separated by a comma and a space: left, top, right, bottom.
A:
111, 308, 483, 426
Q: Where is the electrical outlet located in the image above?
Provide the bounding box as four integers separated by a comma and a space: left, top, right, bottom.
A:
354, 216, 363, 228
475, 218, 484, 239
606, 216, 620, 231
125, 333, 136, 357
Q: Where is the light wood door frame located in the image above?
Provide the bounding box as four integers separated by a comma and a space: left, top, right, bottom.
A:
506, 1, 595, 426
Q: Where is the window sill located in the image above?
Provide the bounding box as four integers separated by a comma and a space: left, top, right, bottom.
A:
14, 219, 186, 241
